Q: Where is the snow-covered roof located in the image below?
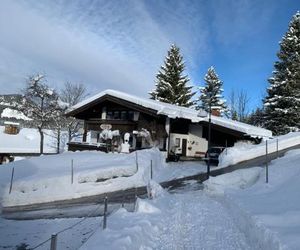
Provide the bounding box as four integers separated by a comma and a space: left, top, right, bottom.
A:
68, 89, 272, 138
4, 121, 20, 126
1, 108, 32, 121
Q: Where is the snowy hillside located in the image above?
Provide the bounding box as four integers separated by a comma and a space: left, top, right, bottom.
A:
0, 126, 64, 154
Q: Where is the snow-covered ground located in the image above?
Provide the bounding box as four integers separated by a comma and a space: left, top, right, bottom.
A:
0, 149, 299, 249
78, 149, 300, 250
2, 131, 300, 207
0, 126, 66, 154
0, 215, 100, 250
0, 148, 207, 207
80, 190, 256, 250
219, 131, 300, 167
1, 133, 300, 249
219, 149, 300, 250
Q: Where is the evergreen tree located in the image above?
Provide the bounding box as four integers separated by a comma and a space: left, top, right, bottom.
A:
247, 107, 265, 127
263, 12, 300, 135
197, 66, 227, 115
149, 44, 194, 107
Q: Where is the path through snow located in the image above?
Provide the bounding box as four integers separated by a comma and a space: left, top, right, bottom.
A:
81, 185, 262, 249
155, 191, 254, 250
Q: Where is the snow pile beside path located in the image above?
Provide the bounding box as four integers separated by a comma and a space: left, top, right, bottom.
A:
224, 149, 300, 250
219, 132, 300, 167
147, 180, 166, 199
204, 167, 262, 194
80, 207, 159, 250
219, 195, 284, 250
1, 148, 166, 207
136, 198, 161, 214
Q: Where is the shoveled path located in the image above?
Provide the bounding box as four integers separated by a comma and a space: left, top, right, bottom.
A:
153, 190, 257, 250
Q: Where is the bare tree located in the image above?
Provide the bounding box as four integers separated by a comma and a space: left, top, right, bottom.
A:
60, 82, 87, 106
52, 102, 69, 153
19, 74, 62, 154
60, 82, 88, 142
237, 90, 250, 122
228, 89, 238, 120
227, 89, 250, 122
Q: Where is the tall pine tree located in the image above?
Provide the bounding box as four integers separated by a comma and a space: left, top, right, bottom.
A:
149, 44, 194, 107
197, 66, 227, 115
263, 12, 300, 135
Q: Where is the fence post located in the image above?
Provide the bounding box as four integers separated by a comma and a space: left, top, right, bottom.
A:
121, 190, 125, 208
134, 187, 138, 211
276, 138, 279, 159
266, 140, 269, 183
71, 159, 74, 184
150, 160, 153, 180
135, 151, 139, 172
103, 196, 108, 229
9, 167, 15, 194
50, 234, 57, 250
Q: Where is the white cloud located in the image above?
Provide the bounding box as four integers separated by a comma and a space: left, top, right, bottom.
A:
0, 0, 210, 96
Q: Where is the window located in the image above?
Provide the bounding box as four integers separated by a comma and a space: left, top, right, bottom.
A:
113, 111, 120, 119
128, 111, 134, 120
121, 111, 127, 120
106, 111, 113, 120
106, 110, 134, 120
175, 138, 180, 147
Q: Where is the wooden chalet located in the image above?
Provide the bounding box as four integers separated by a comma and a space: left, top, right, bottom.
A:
65, 90, 272, 158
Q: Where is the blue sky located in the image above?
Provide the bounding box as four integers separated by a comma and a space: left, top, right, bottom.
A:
0, 0, 298, 111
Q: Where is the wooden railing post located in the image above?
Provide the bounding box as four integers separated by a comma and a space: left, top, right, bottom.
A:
9, 167, 15, 194
71, 159, 74, 184
103, 196, 108, 229
50, 234, 57, 250
150, 160, 153, 180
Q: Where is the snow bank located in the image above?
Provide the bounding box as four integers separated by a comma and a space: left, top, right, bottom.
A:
0, 146, 209, 207
219, 149, 300, 250
219, 132, 300, 167
146, 180, 166, 199
80, 207, 158, 250
136, 198, 161, 214
0, 148, 167, 207
219, 195, 284, 250
204, 167, 262, 194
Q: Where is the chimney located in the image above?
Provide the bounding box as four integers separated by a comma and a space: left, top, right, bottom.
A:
211, 109, 221, 117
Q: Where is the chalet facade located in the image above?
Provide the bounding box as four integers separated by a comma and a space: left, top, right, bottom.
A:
66, 90, 272, 158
